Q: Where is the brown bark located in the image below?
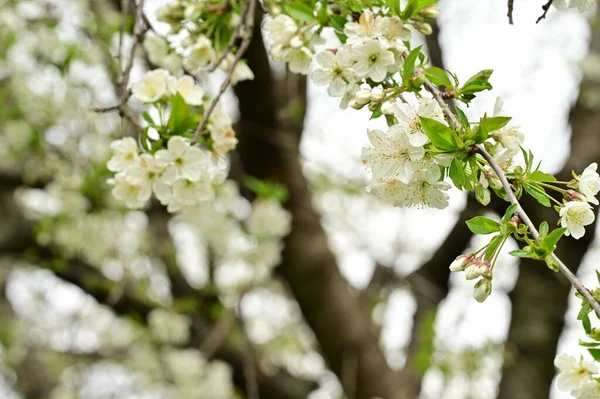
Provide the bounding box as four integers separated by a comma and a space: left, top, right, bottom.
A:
233, 9, 401, 399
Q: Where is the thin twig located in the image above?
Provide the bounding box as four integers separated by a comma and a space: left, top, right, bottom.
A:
237, 291, 260, 399
208, 0, 251, 73
507, 0, 514, 24
413, 53, 600, 318
199, 308, 235, 359
119, 0, 147, 107
191, 0, 257, 144
476, 146, 600, 317
536, 0, 554, 23
118, 0, 129, 71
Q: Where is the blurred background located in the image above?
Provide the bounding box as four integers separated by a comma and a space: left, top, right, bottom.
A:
0, 0, 599, 398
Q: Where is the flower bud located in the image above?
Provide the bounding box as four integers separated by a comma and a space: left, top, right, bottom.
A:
354, 89, 372, 105
381, 100, 395, 115
368, 102, 380, 111
370, 86, 385, 101
475, 185, 491, 206
449, 254, 471, 272
565, 189, 587, 202
349, 99, 365, 110
473, 278, 492, 303
508, 215, 521, 231
414, 22, 433, 35
419, 5, 440, 19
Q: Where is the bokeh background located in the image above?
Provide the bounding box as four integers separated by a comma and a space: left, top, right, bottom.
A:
0, 0, 598, 398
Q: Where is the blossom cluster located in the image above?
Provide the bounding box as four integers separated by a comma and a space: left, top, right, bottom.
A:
311, 10, 411, 108
450, 254, 493, 302
361, 96, 452, 209
554, 353, 600, 398
107, 136, 226, 212
131, 68, 204, 105
263, 14, 323, 74
153, 0, 254, 82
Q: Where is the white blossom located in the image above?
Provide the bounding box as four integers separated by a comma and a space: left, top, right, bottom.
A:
176, 75, 204, 105
107, 137, 139, 172
559, 201, 595, 239
344, 11, 376, 44
127, 154, 173, 204
555, 353, 599, 392
209, 103, 238, 155
155, 136, 210, 182
219, 54, 254, 84
351, 39, 395, 82
263, 14, 297, 46
577, 163, 600, 205
287, 47, 313, 74
131, 68, 176, 103
184, 36, 215, 71
391, 96, 444, 147
362, 126, 425, 185
110, 173, 151, 209
246, 199, 292, 238
312, 49, 358, 97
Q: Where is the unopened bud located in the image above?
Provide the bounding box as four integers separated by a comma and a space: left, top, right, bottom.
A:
410, 74, 426, 87
381, 100, 396, 115
544, 255, 560, 272
370, 86, 385, 101
419, 5, 440, 19
349, 99, 365, 110
449, 254, 472, 272
414, 22, 433, 35
354, 89, 372, 105
473, 278, 492, 303
565, 189, 586, 202
508, 215, 521, 231
475, 185, 491, 206
368, 101, 380, 111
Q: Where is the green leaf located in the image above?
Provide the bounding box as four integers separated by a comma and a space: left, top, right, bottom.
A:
485, 234, 504, 260
523, 183, 551, 207
400, 0, 419, 19
539, 221, 549, 237
501, 204, 518, 224
455, 107, 469, 129
283, 2, 315, 21
167, 93, 194, 135
387, 0, 401, 15
480, 116, 511, 134
402, 45, 422, 84
588, 348, 600, 362
509, 249, 536, 259
142, 111, 156, 127
581, 312, 592, 334
449, 159, 466, 189
459, 69, 493, 103
596, 269, 600, 285
244, 176, 289, 202
417, 0, 439, 10
528, 170, 557, 183
544, 228, 567, 251
466, 216, 501, 235
419, 116, 458, 151
579, 340, 600, 348
424, 67, 452, 87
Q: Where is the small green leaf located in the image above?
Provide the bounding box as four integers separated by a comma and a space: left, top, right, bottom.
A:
400, 0, 419, 19
485, 234, 504, 260
523, 183, 551, 207
459, 69, 493, 103
449, 159, 466, 189
455, 107, 469, 129
544, 255, 560, 272
387, 0, 401, 15
581, 312, 592, 334
539, 221, 549, 237
528, 170, 557, 183
544, 228, 567, 251
283, 2, 315, 21
596, 270, 600, 285
244, 176, 289, 202
167, 93, 194, 135
466, 216, 501, 235
480, 116, 511, 134
419, 116, 458, 152
509, 249, 536, 259
588, 348, 600, 362
402, 45, 422, 84
579, 340, 600, 348
424, 67, 452, 87
501, 204, 518, 224
142, 111, 156, 127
